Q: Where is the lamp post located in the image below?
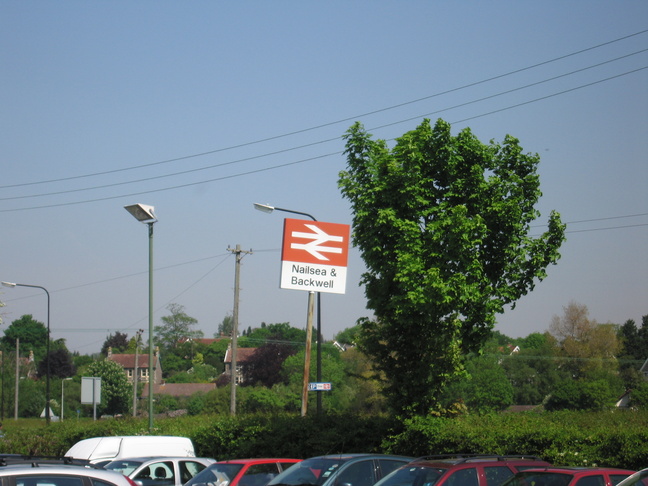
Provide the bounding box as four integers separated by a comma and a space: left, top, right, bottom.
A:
1, 281, 51, 424
61, 377, 72, 421
124, 203, 157, 432
253, 203, 323, 415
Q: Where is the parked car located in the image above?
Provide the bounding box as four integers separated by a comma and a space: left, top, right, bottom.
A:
617, 468, 648, 486
65, 436, 196, 465
266, 453, 414, 486
0, 455, 139, 486
103, 456, 215, 486
185, 458, 301, 486
372, 455, 554, 486
501, 467, 636, 486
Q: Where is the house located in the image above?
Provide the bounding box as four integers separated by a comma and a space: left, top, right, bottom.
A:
223, 345, 258, 384
107, 347, 163, 385
640, 358, 648, 380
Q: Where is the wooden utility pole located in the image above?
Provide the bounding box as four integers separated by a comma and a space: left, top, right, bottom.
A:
228, 245, 252, 416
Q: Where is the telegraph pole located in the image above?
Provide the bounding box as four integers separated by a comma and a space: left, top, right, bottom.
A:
228, 245, 252, 416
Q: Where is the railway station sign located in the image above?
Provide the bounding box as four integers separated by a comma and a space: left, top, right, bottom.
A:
280, 218, 350, 294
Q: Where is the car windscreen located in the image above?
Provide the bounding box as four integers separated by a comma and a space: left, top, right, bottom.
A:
105, 460, 144, 476
185, 464, 245, 486
268, 458, 350, 486
375, 465, 447, 486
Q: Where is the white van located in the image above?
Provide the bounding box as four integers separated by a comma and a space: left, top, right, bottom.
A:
65, 436, 196, 465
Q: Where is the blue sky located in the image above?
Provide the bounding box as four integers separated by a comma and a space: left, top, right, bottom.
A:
1, 2, 647, 355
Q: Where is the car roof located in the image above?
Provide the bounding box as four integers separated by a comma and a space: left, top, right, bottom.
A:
107, 457, 213, 463
308, 454, 412, 461
0, 463, 134, 482
408, 455, 550, 467
216, 459, 301, 464
517, 467, 636, 474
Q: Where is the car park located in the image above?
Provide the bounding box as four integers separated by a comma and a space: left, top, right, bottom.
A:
266, 453, 414, 486
103, 456, 215, 486
616, 468, 648, 486
501, 467, 636, 486
185, 458, 301, 486
372, 454, 554, 486
0, 455, 139, 486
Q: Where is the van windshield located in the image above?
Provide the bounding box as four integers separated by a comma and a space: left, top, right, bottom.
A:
268, 458, 348, 486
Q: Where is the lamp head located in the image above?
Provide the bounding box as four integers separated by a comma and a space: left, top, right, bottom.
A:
125, 204, 157, 223
253, 203, 275, 214
1, 282, 16, 288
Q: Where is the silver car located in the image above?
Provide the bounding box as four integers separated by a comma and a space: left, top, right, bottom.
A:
0, 459, 138, 486
104, 457, 215, 486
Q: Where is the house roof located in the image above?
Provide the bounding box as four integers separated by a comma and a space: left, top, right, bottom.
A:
108, 353, 159, 368
141, 382, 216, 397
224, 347, 257, 363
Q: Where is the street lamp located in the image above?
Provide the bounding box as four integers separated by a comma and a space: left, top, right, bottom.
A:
1, 281, 51, 424
61, 377, 73, 421
124, 203, 157, 432
253, 203, 324, 415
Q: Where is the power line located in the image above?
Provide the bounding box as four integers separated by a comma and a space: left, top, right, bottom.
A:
4, 48, 647, 203
2, 64, 646, 213
2, 29, 646, 191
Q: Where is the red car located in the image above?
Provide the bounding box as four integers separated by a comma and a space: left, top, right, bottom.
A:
373, 454, 554, 486
502, 467, 636, 486
184, 458, 301, 486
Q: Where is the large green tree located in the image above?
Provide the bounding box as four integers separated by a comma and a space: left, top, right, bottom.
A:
155, 303, 203, 350
85, 359, 132, 416
338, 118, 565, 415
1, 314, 48, 360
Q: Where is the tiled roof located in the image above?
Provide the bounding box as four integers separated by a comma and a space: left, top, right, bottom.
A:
109, 354, 159, 368
224, 347, 257, 363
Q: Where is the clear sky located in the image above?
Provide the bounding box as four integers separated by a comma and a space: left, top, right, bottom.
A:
1, 2, 646, 355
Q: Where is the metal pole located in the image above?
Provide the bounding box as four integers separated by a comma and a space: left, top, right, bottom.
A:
14, 339, 18, 420
147, 221, 154, 431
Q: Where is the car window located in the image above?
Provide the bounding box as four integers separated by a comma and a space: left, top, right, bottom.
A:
134, 461, 175, 486
240, 464, 283, 486
335, 460, 375, 486
378, 465, 445, 486
610, 476, 632, 486
575, 476, 605, 486
107, 460, 145, 476
268, 458, 346, 486
484, 466, 514, 486
93, 480, 122, 486
16, 476, 85, 486
180, 461, 210, 484
442, 468, 478, 486
377, 461, 408, 479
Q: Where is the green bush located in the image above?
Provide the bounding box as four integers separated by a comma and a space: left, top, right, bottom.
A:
1, 410, 646, 470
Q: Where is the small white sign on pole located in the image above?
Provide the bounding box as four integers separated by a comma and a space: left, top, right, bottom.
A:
81, 376, 101, 420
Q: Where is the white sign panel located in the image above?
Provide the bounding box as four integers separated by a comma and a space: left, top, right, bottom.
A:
280, 218, 350, 295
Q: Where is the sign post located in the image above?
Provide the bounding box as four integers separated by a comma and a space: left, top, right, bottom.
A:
280, 218, 350, 416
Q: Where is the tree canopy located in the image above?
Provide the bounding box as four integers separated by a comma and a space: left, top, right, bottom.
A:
338, 118, 566, 415
155, 303, 203, 350
1, 314, 48, 359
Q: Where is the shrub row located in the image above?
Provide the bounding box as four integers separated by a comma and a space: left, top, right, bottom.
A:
1, 410, 646, 470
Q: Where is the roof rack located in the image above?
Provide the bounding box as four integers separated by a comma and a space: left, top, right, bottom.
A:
412, 454, 546, 464
0, 456, 99, 468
